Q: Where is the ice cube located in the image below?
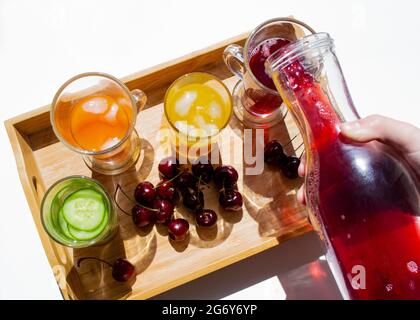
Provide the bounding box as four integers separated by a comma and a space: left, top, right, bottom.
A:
193, 115, 206, 128
174, 121, 196, 135
189, 127, 202, 138
175, 121, 189, 135
204, 80, 220, 92
203, 123, 219, 136
204, 80, 229, 102
82, 97, 108, 114
175, 91, 197, 116
104, 103, 119, 122
101, 137, 120, 150
208, 102, 222, 119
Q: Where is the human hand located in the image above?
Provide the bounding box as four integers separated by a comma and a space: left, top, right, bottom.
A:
297, 114, 420, 205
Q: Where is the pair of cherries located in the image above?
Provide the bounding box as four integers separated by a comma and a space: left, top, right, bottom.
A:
264, 139, 301, 178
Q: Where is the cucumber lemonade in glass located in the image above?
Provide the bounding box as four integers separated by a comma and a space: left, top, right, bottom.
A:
41, 176, 118, 248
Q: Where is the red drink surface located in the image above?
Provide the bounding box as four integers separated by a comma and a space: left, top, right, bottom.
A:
249, 38, 290, 90
283, 62, 420, 299
244, 38, 290, 116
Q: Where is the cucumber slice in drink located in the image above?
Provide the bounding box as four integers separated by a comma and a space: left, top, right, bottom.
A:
58, 209, 74, 240
62, 189, 105, 231
68, 210, 108, 241
72, 188, 104, 200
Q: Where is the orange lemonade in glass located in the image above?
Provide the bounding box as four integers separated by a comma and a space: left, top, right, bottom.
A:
56, 94, 133, 152
52, 72, 146, 175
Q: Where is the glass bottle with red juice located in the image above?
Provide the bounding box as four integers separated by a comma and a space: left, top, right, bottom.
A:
267, 33, 420, 299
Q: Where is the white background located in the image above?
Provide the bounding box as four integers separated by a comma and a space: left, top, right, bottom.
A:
0, 0, 419, 299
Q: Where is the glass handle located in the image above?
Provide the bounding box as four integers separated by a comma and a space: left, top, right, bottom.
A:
131, 89, 147, 112
223, 44, 245, 79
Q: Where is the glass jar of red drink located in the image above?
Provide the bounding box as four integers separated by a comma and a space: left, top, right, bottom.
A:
266, 32, 420, 299
223, 17, 315, 128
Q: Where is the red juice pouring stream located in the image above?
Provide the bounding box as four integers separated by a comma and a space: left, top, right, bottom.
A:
278, 61, 420, 299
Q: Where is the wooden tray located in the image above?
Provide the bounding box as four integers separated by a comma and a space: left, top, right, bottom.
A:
5, 33, 311, 300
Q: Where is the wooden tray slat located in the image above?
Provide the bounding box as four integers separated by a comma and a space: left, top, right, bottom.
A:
5, 34, 311, 300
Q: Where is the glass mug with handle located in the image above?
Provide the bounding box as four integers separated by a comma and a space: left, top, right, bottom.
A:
223, 17, 315, 128
51, 72, 147, 175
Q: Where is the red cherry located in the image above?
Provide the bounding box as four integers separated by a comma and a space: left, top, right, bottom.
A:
182, 187, 204, 212
219, 189, 243, 211
158, 156, 179, 179
134, 181, 156, 204
167, 218, 189, 241
156, 179, 176, 201
131, 205, 155, 227
176, 172, 197, 191
112, 258, 136, 282
214, 165, 239, 188
264, 140, 287, 165
77, 257, 135, 283
153, 199, 174, 224
192, 157, 214, 183
281, 156, 300, 179
196, 209, 217, 228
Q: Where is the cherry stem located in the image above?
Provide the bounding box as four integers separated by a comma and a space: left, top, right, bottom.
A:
77, 257, 113, 269
195, 173, 211, 188
297, 143, 306, 160
114, 185, 133, 216
155, 170, 183, 188
299, 151, 305, 160
284, 134, 299, 148
115, 184, 159, 213
115, 184, 136, 205
220, 178, 226, 196
294, 141, 304, 152
158, 160, 183, 180
197, 175, 202, 193
199, 181, 211, 189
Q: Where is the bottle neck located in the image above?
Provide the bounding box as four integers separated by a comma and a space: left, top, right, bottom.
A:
283, 68, 342, 150
267, 32, 359, 149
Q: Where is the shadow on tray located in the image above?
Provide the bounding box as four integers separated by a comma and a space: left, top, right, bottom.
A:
229, 111, 308, 238
66, 137, 157, 300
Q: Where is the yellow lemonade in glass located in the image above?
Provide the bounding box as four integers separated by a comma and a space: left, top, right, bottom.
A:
164, 72, 232, 160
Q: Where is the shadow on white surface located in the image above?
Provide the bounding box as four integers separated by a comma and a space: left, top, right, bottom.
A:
152, 231, 342, 300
